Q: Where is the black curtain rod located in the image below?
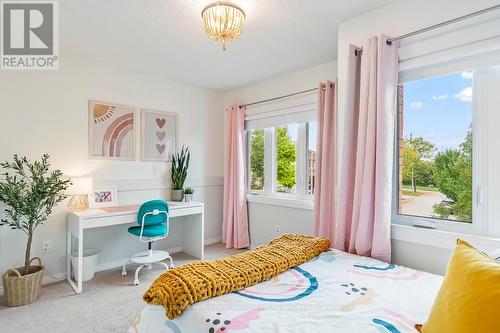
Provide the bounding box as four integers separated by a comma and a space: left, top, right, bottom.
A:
239, 83, 332, 109
354, 4, 500, 55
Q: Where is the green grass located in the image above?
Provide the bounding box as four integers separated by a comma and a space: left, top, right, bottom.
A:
401, 184, 440, 192
402, 190, 424, 197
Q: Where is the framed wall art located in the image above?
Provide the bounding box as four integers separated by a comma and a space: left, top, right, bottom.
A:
141, 108, 177, 161
89, 100, 137, 160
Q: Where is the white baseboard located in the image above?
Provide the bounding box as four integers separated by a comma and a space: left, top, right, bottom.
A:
43, 273, 67, 286
0, 238, 222, 296
205, 236, 222, 245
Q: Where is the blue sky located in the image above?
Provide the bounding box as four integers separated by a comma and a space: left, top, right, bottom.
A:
403, 71, 473, 151
293, 71, 472, 153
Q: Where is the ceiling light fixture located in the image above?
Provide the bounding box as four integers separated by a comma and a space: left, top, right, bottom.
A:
201, 1, 245, 51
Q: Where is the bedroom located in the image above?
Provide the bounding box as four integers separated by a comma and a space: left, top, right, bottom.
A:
0, 0, 499, 332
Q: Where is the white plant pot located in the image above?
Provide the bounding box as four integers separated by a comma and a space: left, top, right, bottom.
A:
184, 194, 193, 202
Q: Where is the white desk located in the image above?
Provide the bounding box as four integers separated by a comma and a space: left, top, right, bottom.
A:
67, 201, 204, 294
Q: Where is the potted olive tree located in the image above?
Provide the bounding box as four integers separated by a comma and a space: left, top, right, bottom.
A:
170, 146, 190, 202
0, 154, 70, 306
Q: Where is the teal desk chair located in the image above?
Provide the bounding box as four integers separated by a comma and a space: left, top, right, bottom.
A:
121, 200, 174, 285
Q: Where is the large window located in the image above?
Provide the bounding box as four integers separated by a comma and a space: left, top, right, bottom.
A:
247, 122, 315, 199
397, 72, 473, 224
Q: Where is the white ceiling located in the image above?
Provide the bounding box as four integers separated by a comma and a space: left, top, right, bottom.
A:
60, 0, 395, 91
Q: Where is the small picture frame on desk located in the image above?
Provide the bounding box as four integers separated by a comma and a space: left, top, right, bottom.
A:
89, 187, 117, 208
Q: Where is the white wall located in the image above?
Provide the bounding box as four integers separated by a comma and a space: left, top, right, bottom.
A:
337, 0, 500, 275
223, 60, 337, 247
0, 55, 225, 288
248, 204, 314, 247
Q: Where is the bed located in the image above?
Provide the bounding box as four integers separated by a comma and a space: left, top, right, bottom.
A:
128, 249, 442, 333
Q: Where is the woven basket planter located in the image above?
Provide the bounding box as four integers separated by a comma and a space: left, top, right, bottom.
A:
2, 257, 44, 307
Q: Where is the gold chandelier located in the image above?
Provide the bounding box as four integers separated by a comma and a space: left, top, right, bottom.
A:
201, 1, 245, 51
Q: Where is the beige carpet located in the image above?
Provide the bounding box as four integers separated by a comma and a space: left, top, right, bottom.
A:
0, 243, 242, 333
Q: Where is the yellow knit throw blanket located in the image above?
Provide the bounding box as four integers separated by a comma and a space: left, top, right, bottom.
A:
143, 234, 330, 319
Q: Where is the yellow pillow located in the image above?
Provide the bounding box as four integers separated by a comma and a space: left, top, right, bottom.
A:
417, 239, 500, 333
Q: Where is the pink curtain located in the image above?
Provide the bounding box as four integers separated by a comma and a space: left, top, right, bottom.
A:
314, 81, 337, 242
334, 35, 398, 262
222, 104, 250, 249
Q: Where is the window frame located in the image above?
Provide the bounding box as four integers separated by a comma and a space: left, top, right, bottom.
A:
392, 69, 487, 237
305, 122, 317, 196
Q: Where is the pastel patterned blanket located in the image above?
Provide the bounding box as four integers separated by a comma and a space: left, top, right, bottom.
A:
143, 234, 330, 319
131, 248, 442, 333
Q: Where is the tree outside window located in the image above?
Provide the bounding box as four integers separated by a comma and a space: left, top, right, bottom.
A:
249, 129, 264, 190
248, 123, 310, 196
399, 71, 473, 223
276, 125, 297, 193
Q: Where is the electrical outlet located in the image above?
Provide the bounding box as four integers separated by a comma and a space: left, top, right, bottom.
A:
42, 240, 52, 253
275, 224, 280, 234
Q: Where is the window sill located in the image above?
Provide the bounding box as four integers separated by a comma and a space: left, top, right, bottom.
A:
246, 194, 314, 210
391, 223, 500, 252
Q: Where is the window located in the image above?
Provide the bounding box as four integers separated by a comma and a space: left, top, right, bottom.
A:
244, 92, 317, 201
397, 72, 473, 224
246, 122, 315, 199
276, 124, 297, 193
389, 20, 500, 244
248, 129, 265, 190
393, 56, 500, 243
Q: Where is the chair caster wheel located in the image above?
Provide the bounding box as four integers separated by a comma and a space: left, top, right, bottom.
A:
169, 264, 174, 269
121, 270, 127, 276
133, 280, 139, 286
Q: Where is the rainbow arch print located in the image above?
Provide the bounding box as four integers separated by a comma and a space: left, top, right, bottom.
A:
234, 267, 318, 302
371, 309, 418, 332
90, 101, 136, 159
102, 112, 134, 157
348, 262, 422, 280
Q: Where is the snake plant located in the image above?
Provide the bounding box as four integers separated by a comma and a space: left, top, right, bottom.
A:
171, 146, 190, 190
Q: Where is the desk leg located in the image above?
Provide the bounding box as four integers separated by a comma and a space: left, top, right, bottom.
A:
66, 229, 83, 294
66, 229, 72, 284
77, 229, 83, 293
181, 212, 204, 260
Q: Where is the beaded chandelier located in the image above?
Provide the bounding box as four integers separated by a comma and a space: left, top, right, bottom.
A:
201, 1, 245, 51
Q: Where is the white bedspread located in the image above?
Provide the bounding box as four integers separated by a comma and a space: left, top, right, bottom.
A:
128, 249, 442, 333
